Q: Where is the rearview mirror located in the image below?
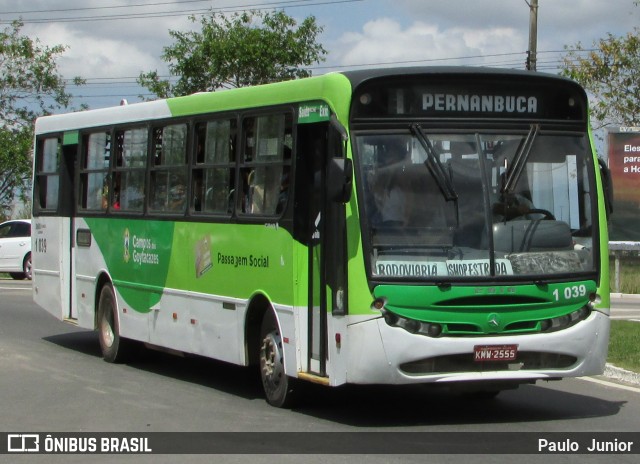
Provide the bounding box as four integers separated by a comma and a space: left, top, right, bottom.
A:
328, 158, 353, 204
598, 157, 614, 218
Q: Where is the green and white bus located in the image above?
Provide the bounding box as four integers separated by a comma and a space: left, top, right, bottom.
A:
33, 67, 611, 407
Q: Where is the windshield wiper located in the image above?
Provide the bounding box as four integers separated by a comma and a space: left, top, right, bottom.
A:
410, 124, 458, 201
502, 124, 539, 195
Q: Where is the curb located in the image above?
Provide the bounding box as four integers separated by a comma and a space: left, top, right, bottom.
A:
604, 363, 640, 386
611, 293, 640, 300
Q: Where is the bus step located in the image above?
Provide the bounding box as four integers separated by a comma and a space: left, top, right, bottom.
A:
297, 372, 330, 386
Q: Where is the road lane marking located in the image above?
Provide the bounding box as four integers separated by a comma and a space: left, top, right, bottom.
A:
579, 376, 640, 394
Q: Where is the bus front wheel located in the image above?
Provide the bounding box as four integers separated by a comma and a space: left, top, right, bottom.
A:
97, 284, 133, 363
259, 312, 296, 407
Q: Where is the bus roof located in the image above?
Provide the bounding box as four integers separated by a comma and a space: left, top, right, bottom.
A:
34, 67, 583, 135
339, 66, 577, 88
34, 71, 353, 135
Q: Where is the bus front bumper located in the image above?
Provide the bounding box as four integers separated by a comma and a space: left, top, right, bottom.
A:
345, 310, 610, 386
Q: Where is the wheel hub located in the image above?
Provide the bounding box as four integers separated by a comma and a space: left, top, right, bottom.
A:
101, 315, 115, 348
260, 332, 284, 389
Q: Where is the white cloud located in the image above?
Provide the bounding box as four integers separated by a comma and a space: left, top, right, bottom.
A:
393, 0, 639, 50
10, 0, 639, 108
32, 24, 161, 79
70, 43, 157, 80
336, 18, 525, 67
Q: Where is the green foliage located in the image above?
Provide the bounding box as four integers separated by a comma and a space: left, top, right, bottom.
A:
0, 126, 32, 214
562, 27, 640, 129
0, 20, 80, 126
139, 10, 327, 98
0, 20, 83, 217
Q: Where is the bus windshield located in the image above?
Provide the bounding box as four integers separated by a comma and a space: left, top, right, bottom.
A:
356, 128, 596, 281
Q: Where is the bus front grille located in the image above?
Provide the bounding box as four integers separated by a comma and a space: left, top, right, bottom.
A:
399, 352, 577, 375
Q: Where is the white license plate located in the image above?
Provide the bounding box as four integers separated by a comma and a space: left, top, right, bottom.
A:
474, 344, 518, 362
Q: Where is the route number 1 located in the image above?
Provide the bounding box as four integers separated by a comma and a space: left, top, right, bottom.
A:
553, 285, 587, 301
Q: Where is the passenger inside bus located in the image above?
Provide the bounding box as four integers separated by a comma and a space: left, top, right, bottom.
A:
111, 176, 120, 210
373, 139, 409, 226
168, 182, 186, 211
447, 143, 486, 248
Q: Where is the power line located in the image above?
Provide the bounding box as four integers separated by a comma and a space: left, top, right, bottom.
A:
64, 55, 560, 102
312, 51, 531, 71
0, 0, 363, 24
0, 0, 210, 15
62, 47, 596, 87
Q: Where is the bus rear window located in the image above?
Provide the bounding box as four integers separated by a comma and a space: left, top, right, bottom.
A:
34, 137, 61, 212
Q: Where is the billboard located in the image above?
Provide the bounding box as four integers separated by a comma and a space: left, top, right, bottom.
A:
607, 127, 640, 241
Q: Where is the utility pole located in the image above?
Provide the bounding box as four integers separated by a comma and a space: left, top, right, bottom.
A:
526, 0, 538, 71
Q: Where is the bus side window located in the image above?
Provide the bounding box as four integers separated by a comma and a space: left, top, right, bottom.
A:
192, 119, 236, 215
149, 123, 188, 213
114, 127, 147, 212
240, 113, 292, 216
79, 132, 111, 211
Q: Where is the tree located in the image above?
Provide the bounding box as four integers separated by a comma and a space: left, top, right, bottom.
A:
561, 16, 640, 128
138, 10, 327, 98
0, 126, 32, 218
0, 20, 83, 217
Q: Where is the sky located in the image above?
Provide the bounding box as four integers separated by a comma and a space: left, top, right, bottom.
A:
2, 0, 639, 110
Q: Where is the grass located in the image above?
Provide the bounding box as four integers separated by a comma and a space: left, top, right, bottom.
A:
610, 256, 640, 294
608, 320, 640, 373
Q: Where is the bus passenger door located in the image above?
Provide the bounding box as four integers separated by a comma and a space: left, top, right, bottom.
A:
61, 135, 77, 321
296, 114, 350, 378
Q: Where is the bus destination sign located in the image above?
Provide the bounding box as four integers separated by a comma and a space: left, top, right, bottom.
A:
422, 93, 538, 115
351, 75, 586, 122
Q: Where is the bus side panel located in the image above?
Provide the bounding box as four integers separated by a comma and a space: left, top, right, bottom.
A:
32, 216, 71, 321
80, 218, 296, 367
146, 291, 245, 365
74, 217, 101, 330
274, 304, 299, 377
77, 218, 247, 362
72, 218, 111, 331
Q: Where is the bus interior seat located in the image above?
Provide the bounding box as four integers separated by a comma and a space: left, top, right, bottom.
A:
403, 164, 450, 228
447, 155, 486, 248
492, 219, 573, 253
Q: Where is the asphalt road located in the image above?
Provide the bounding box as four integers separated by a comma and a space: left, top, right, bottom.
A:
1, 279, 639, 463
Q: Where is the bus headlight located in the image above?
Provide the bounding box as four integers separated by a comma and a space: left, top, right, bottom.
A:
382, 309, 398, 326
381, 309, 443, 338
540, 306, 590, 332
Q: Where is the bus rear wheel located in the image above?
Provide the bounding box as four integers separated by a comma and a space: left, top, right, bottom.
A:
259, 312, 296, 408
97, 284, 133, 363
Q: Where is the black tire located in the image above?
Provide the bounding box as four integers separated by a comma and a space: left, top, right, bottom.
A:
23, 253, 32, 280
11, 253, 32, 280
97, 284, 133, 363
259, 311, 296, 407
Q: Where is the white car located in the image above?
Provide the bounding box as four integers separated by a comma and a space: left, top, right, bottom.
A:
0, 219, 32, 280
